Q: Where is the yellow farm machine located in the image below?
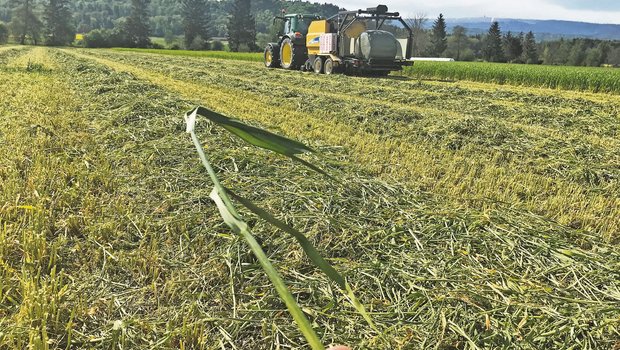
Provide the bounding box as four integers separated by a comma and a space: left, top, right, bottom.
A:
264, 5, 413, 75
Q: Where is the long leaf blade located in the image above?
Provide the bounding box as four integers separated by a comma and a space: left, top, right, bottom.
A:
228, 189, 377, 330
227, 189, 346, 288
187, 118, 325, 349
192, 106, 314, 156
187, 107, 331, 177
210, 188, 325, 350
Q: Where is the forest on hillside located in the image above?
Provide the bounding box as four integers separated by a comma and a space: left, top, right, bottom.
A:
0, 0, 340, 37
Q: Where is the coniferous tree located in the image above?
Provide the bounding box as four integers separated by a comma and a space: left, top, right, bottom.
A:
43, 0, 74, 46
181, 0, 209, 49
123, 0, 151, 48
521, 31, 538, 64
483, 21, 503, 62
429, 13, 447, 56
503, 31, 523, 62
0, 22, 8, 44
227, 0, 258, 52
9, 0, 43, 44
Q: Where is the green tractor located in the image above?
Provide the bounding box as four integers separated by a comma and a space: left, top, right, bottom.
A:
264, 14, 323, 70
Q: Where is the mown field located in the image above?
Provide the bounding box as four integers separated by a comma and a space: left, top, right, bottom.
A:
0, 46, 619, 349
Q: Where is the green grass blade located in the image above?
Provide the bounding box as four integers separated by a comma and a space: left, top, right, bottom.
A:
228, 189, 376, 330
191, 107, 314, 156
188, 107, 331, 176
228, 189, 346, 288
186, 108, 240, 217
186, 112, 324, 349
290, 155, 334, 179
209, 187, 247, 234
210, 188, 325, 350
345, 283, 378, 332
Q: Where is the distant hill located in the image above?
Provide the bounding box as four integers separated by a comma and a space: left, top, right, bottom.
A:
442, 18, 620, 41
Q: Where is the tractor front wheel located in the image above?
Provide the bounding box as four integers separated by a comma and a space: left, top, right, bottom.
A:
264, 43, 280, 68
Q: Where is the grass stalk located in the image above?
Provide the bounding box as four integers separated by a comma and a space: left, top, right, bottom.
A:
186, 113, 324, 350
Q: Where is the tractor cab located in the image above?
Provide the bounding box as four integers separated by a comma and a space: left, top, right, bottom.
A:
281, 14, 320, 36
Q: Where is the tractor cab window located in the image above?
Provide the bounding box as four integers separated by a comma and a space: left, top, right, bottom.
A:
287, 16, 312, 35
284, 19, 291, 34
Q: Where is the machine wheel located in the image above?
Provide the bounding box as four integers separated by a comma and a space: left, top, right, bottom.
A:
280, 38, 305, 70
264, 43, 280, 68
313, 57, 324, 74
324, 58, 338, 75
304, 59, 313, 72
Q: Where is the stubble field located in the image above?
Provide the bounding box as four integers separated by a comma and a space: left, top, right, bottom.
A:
0, 46, 618, 349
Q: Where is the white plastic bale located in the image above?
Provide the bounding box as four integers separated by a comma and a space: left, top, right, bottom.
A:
358, 30, 399, 60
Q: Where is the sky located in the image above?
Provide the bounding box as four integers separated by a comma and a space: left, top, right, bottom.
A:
336, 0, 620, 24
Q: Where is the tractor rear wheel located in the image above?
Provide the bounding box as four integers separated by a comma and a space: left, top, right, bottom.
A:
264, 43, 280, 68
280, 38, 305, 70
313, 57, 324, 74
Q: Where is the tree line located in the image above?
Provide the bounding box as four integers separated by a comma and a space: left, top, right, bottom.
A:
2, 1, 620, 65
0, 0, 74, 46
0, 0, 273, 51
0, 0, 339, 50
411, 14, 620, 67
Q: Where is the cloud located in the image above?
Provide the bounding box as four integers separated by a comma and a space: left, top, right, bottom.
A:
335, 0, 620, 24
546, 0, 620, 11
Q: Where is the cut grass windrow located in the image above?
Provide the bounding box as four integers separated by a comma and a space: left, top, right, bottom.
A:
110, 48, 264, 62
0, 47, 618, 349
0, 46, 30, 65
97, 50, 620, 140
